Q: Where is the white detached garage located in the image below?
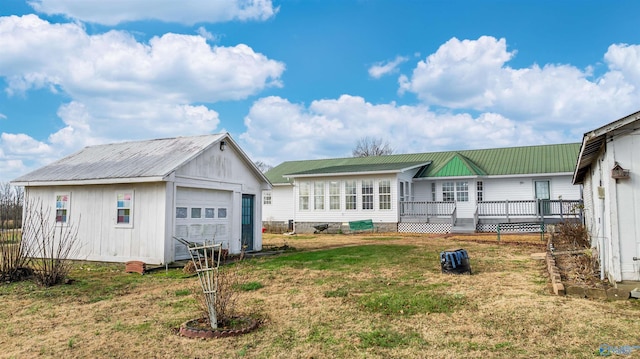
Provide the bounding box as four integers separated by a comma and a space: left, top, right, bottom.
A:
11, 134, 271, 264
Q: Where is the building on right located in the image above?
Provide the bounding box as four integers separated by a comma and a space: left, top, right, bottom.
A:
573, 110, 640, 283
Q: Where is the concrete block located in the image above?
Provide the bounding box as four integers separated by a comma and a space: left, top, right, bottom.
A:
606, 287, 630, 300
565, 285, 586, 298
585, 288, 608, 300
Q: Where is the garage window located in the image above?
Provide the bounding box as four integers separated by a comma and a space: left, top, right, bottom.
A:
191, 208, 202, 218
218, 208, 227, 218
116, 191, 134, 226
176, 207, 188, 218
205, 208, 215, 218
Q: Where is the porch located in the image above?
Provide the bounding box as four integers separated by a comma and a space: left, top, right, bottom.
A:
399, 199, 583, 233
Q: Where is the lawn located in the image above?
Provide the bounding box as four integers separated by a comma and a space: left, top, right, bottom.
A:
0, 233, 639, 358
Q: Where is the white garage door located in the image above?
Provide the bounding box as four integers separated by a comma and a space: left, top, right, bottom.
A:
174, 187, 232, 261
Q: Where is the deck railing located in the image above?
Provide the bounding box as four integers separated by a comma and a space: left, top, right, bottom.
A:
399, 199, 583, 222
399, 201, 456, 217
477, 199, 583, 221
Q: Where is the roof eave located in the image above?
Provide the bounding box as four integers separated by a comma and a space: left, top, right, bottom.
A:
285, 169, 402, 179
11, 176, 167, 187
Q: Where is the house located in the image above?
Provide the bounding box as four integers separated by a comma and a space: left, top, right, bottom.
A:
263, 143, 582, 234
11, 134, 271, 265
573, 110, 640, 283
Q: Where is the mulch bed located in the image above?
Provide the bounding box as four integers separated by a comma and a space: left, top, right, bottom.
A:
550, 228, 610, 289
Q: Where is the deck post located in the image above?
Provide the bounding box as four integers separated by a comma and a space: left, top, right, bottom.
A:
505, 199, 509, 223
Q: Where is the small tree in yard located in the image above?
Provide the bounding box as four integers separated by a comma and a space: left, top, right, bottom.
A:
0, 184, 32, 282
21, 199, 81, 287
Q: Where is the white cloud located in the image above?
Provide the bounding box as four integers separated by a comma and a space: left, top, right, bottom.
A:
239, 95, 542, 166
399, 36, 640, 135
0, 16, 285, 102
28, 0, 278, 25
196, 26, 218, 42
0, 113, 6, 120
0, 14, 284, 181
1, 133, 52, 156
368, 56, 408, 79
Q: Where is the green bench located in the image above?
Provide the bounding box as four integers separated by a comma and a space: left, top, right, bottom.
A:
349, 219, 374, 232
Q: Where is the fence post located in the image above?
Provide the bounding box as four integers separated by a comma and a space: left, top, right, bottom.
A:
497, 223, 501, 242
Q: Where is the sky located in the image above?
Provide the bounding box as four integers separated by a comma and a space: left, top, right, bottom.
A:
2, 0, 640, 183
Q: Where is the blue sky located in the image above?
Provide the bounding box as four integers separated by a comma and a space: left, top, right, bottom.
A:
2, 0, 640, 183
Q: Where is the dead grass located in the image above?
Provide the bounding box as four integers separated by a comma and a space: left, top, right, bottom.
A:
0, 233, 639, 358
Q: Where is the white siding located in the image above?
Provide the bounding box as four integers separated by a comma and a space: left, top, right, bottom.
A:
174, 143, 265, 255
293, 174, 399, 224
262, 185, 294, 223
25, 183, 166, 264
581, 123, 640, 282
482, 175, 580, 201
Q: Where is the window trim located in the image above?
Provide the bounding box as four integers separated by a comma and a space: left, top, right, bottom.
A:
362, 180, 374, 210
379, 180, 391, 210
263, 191, 272, 205
455, 181, 469, 202
55, 192, 71, 225
329, 181, 341, 210
299, 182, 310, 211
345, 180, 357, 210
442, 182, 455, 202
314, 182, 325, 210
115, 190, 134, 228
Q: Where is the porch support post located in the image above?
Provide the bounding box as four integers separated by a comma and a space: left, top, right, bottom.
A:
505, 199, 509, 223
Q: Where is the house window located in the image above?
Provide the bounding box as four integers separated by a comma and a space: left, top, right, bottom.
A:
314, 182, 325, 210
55, 193, 70, 224
116, 191, 133, 225
362, 180, 374, 210
456, 182, 468, 202
345, 180, 357, 210
299, 182, 310, 210
379, 180, 391, 210
329, 181, 340, 210
477, 181, 484, 202
263, 191, 272, 205
442, 182, 455, 202
431, 183, 436, 201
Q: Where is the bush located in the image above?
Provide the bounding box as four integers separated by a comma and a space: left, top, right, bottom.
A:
21, 200, 80, 287
555, 220, 590, 249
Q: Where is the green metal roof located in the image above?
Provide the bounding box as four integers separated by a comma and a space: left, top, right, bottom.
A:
265, 143, 581, 185
286, 161, 431, 176
430, 153, 487, 177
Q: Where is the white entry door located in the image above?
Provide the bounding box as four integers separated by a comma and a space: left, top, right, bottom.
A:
174, 187, 232, 261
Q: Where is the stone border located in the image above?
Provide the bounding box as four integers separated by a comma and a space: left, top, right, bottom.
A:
179, 317, 259, 339
545, 252, 565, 295
544, 237, 630, 300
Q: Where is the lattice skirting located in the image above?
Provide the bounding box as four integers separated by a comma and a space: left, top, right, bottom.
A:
398, 222, 452, 233
477, 223, 543, 233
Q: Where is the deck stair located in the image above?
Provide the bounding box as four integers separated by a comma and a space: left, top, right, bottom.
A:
451, 218, 475, 234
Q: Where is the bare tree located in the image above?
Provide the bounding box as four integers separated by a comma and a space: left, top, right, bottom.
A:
0, 184, 32, 282
254, 161, 273, 173
352, 137, 394, 157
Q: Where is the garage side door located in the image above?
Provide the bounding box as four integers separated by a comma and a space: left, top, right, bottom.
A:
174, 187, 232, 261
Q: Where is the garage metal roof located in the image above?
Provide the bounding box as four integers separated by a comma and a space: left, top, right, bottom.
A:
12, 134, 226, 185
